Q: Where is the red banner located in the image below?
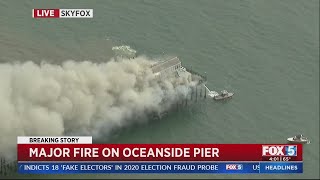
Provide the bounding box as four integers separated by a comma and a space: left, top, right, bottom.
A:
33, 9, 60, 18
17, 144, 302, 161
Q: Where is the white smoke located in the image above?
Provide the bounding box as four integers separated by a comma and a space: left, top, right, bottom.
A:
0, 55, 197, 159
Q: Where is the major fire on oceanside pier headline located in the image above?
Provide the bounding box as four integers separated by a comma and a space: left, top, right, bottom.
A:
28, 147, 220, 158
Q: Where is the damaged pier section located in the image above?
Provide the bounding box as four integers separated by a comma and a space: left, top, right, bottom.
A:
150, 57, 212, 120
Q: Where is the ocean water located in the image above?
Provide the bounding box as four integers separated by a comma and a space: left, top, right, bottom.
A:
0, 0, 319, 179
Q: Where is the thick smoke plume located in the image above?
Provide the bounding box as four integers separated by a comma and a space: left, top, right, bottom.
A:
0, 56, 197, 159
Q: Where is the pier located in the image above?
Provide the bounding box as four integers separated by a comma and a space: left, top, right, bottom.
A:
152, 81, 216, 120
149, 56, 220, 120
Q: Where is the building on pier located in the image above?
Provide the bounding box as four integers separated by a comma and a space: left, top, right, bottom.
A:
151, 57, 207, 85
151, 57, 192, 80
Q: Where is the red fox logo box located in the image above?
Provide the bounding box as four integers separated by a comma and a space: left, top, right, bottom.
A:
262, 145, 297, 156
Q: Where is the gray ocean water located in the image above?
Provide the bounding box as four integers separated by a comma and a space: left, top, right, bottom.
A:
0, 0, 319, 179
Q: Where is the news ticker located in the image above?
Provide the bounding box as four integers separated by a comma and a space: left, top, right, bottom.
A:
18, 162, 303, 174
17, 136, 303, 174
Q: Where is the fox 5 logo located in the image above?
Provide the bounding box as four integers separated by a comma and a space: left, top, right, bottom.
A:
262, 145, 297, 156
226, 164, 243, 170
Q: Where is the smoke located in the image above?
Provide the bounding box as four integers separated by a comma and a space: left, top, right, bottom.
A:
0, 55, 197, 159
